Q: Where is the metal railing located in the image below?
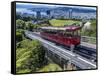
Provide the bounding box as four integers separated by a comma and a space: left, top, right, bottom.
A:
81, 36, 96, 44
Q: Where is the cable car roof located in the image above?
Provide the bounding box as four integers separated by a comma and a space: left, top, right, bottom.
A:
40, 26, 81, 31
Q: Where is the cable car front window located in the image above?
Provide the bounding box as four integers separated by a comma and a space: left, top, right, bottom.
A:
74, 31, 78, 36
64, 31, 73, 37
64, 30, 80, 37
73, 30, 81, 37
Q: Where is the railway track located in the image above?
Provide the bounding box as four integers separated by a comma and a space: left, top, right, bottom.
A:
62, 45, 96, 62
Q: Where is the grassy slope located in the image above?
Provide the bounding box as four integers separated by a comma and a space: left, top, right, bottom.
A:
49, 19, 80, 26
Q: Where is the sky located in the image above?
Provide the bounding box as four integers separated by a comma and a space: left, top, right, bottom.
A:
16, 2, 96, 14
16, 2, 96, 10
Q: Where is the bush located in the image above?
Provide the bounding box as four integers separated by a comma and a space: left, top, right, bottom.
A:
16, 19, 25, 29
16, 29, 24, 42
16, 31, 22, 42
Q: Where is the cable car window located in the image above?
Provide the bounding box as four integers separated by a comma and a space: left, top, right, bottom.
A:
64, 31, 73, 37
44, 30, 57, 34
74, 31, 78, 36
73, 30, 81, 37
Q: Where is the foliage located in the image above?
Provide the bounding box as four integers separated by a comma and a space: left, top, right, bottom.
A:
81, 19, 96, 37
16, 19, 25, 29
22, 16, 33, 22
16, 19, 40, 31
16, 13, 33, 21
16, 14, 22, 20
17, 69, 32, 74
25, 21, 34, 31
16, 39, 45, 73
37, 63, 62, 72
49, 19, 80, 26
16, 29, 24, 42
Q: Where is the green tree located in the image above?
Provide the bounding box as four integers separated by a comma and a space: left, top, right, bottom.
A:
25, 21, 35, 31
16, 31, 22, 42
16, 14, 22, 20
16, 29, 24, 42
16, 39, 45, 73
16, 19, 25, 29
22, 16, 33, 21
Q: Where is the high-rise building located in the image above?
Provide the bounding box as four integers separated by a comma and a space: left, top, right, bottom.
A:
69, 9, 72, 19
46, 10, 50, 15
36, 11, 41, 18
46, 10, 51, 18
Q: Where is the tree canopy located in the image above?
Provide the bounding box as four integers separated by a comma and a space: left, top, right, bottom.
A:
16, 39, 45, 73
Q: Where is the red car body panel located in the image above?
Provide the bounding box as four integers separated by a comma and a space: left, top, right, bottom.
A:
40, 32, 80, 46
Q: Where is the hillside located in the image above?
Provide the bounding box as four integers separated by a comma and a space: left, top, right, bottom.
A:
49, 19, 80, 26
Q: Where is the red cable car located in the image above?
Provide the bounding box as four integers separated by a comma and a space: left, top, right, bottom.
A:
40, 26, 81, 47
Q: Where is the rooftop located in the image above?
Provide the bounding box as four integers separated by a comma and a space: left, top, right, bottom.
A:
40, 26, 81, 31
